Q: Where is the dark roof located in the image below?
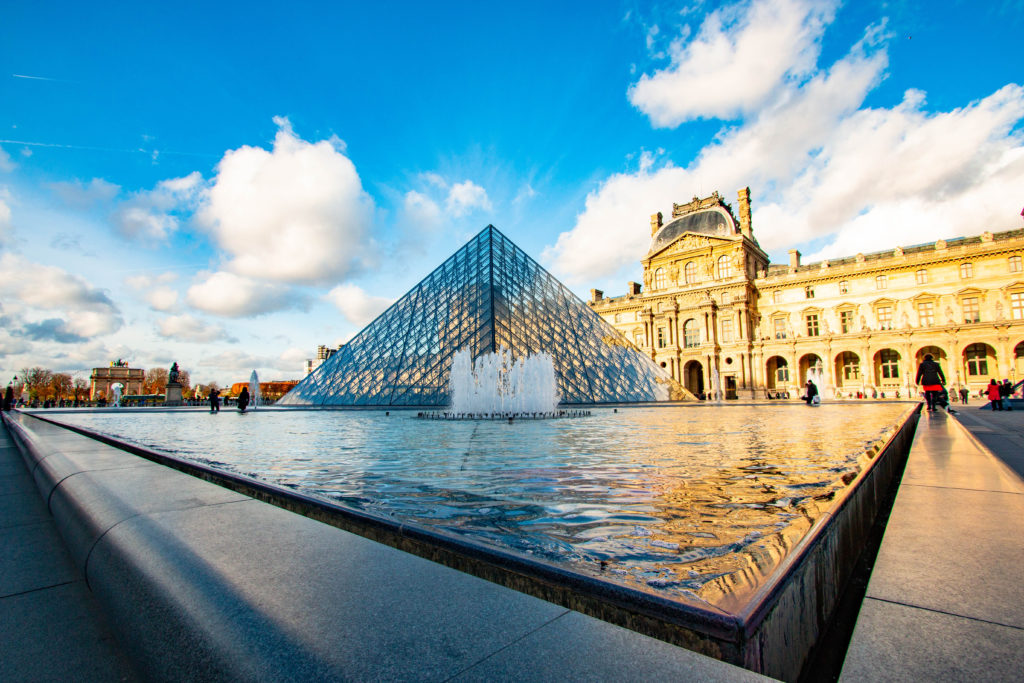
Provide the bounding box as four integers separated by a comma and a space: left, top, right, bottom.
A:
648, 208, 735, 256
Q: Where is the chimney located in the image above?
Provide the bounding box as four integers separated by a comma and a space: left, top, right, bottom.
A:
737, 187, 752, 238
590, 288, 604, 302
650, 212, 663, 236
788, 249, 801, 271
627, 281, 642, 296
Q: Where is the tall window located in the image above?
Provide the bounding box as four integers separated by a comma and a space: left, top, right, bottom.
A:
614, 313, 622, 323
775, 359, 790, 383
806, 313, 820, 337
841, 352, 860, 380
805, 286, 815, 299
839, 280, 849, 295
657, 327, 666, 348
717, 255, 732, 279
721, 318, 734, 343
1011, 292, 1024, 320
877, 306, 893, 329
634, 332, 644, 346
772, 317, 787, 339
879, 349, 900, 379
916, 269, 928, 284
960, 263, 974, 279
720, 291, 731, 305
875, 275, 888, 290
965, 344, 989, 376
772, 290, 782, 304
683, 319, 700, 348
654, 268, 666, 289
1010, 255, 1022, 273
684, 261, 698, 284
918, 301, 935, 327
963, 297, 980, 323
840, 310, 854, 333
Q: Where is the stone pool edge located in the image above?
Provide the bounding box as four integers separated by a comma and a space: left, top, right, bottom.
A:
5, 406, 920, 681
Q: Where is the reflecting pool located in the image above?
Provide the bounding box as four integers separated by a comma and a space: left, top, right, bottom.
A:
51, 403, 911, 607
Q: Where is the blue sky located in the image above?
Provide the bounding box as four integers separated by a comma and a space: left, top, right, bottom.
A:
1, 0, 1022, 386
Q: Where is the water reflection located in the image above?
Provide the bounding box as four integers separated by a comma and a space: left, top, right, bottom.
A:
52, 404, 910, 607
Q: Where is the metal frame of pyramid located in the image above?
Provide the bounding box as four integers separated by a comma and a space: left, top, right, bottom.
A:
279, 226, 675, 406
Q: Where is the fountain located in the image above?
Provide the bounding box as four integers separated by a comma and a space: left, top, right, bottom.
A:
249, 371, 262, 410
427, 348, 584, 419
110, 383, 123, 408
711, 368, 723, 403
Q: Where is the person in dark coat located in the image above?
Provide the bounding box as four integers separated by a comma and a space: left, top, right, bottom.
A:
3, 385, 13, 411
237, 386, 250, 413
802, 379, 819, 405
915, 354, 946, 412
209, 388, 220, 413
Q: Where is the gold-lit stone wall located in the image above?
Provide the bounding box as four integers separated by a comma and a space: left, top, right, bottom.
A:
589, 188, 1024, 399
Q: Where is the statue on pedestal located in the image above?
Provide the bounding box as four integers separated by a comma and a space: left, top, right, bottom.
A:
165, 362, 184, 407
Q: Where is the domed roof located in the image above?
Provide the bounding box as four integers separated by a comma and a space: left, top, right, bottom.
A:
648, 207, 736, 256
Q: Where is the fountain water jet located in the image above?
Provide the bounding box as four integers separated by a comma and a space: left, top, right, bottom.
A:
443, 349, 565, 419
249, 371, 262, 410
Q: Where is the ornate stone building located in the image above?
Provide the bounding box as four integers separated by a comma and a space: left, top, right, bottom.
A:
589, 188, 1024, 399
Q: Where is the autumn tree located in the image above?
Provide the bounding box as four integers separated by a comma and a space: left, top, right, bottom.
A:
20, 367, 53, 402
145, 367, 169, 394
73, 377, 90, 402
177, 369, 191, 392
51, 373, 73, 402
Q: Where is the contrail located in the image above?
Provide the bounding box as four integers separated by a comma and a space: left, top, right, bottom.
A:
12, 74, 62, 81
0, 138, 217, 158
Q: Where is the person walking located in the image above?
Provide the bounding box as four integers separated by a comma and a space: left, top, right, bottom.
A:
987, 379, 1004, 411
209, 388, 221, 413
959, 386, 969, 404
3, 385, 13, 411
237, 386, 250, 413
915, 354, 946, 412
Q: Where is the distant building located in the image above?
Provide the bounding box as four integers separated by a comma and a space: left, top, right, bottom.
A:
305, 344, 344, 375
89, 361, 144, 400
589, 188, 1024, 398
227, 381, 299, 402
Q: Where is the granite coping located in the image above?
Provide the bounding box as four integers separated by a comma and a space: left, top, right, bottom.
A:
1, 411, 770, 682
839, 410, 1024, 681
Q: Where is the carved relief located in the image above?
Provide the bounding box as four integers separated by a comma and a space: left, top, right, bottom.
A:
668, 264, 680, 284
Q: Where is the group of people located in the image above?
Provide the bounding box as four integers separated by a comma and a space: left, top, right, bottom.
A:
207, 386, 251, 413
916, 354, 1017, 413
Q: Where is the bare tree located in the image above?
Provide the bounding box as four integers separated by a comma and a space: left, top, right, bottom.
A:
177, 369, 191, 392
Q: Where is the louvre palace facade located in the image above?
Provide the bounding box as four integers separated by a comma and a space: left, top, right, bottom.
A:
588, 188, 1024, 399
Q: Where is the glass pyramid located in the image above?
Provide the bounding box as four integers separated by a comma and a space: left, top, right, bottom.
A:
279, 226, 675, 406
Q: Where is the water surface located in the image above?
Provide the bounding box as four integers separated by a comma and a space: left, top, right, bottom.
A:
52, 403, 911, 606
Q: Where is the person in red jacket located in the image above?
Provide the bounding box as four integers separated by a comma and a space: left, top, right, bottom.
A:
986, 378, 1004, 411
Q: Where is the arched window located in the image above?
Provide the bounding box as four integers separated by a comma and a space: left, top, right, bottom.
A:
879, 349, 900, 379
683, 319, 700, 348
841, 352, 860, 380
684, 261, 698, 284
717, 255, 732, 279
654, 267, 666, 289
965, 344, 990, 376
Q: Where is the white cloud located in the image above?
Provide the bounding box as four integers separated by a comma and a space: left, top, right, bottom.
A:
446, 180, 492, 217
196, 117, 375, 286
0, 190, 11, 246
325, 283, 392, 327
0, 252, 123, 340
0, 146, 16, 172
547, 5, 1024, 286
113, 171, 202, 242
48, 178, 121, 208
125, 272, 180, 312
186, 270, 301, 318
146, 286, 179, 312
629, 0, 838, 126
156, 314, 236, 343
403, 190, 443, 226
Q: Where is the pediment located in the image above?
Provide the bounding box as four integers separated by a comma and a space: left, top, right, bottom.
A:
870, 297, 897, 308
648, 232, 739, 260
955, 287, 985, 297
